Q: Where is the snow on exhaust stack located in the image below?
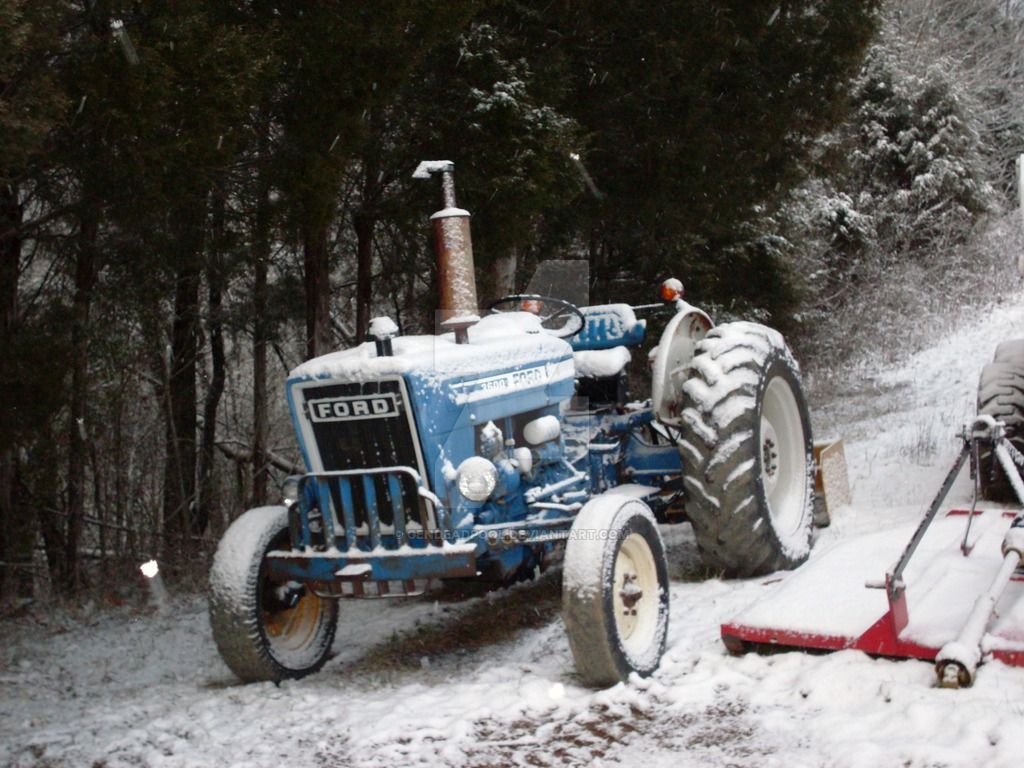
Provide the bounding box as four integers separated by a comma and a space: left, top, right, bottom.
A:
413, 161, 479, 342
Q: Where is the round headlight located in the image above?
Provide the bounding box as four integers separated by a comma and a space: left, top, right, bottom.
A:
456, 456, 498, 502
281, 474, 303, 505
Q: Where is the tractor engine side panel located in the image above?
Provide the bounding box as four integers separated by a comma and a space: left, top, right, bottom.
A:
405, 357, 576, 511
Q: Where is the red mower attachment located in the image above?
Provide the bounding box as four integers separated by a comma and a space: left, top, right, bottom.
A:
722, 416, 1024, 688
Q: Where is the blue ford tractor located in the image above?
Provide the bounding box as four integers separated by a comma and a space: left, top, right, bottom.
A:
209, 162, 816, 686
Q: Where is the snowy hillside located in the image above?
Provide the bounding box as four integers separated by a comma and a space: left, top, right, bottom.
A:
4, 294, 1024, 768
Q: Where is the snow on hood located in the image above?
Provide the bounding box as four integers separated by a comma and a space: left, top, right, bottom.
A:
289, 311, 573, 383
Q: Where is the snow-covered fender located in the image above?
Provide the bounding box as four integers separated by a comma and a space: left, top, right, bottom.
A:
650, 301, 713, 425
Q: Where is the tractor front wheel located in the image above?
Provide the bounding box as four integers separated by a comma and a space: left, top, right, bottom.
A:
562, 497, 669, 687
209, 506, 338, 683
677, 321, 814, 577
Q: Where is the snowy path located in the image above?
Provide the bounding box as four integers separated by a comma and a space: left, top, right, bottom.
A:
5, 295, 1024, 767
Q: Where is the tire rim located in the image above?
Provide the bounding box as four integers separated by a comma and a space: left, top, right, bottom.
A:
613, 532, 660, 657
760, 375, 807, 539
260, 577, 327, 655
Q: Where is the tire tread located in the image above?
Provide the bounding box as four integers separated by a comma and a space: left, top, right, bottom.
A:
677, 322, 814, 577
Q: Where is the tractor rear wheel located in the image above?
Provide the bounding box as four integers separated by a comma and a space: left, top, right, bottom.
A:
993, 339, 1024, 364
562, 497, 669, 686
209, 506, 338, 683
977, 360, 1024, 501
677, 322, 814, 577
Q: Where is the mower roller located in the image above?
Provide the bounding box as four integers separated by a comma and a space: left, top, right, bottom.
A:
722, 415, 1024, 687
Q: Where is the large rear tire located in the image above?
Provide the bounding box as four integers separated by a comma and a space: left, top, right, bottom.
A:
677, 322, 814, 577
562, 497, 669, 687
977, 360, 1024, 501
209, 506, 338, 683
993, 339, 1024, 364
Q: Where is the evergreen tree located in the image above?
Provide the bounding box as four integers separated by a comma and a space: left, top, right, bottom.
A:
341, 3, 580, 338
264, 2, 484, 357
547, 0, 879, 316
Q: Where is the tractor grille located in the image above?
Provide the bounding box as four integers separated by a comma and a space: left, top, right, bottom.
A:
301, 380, 428, 539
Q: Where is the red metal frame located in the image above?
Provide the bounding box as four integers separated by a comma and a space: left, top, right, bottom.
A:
721, 612, 940, 662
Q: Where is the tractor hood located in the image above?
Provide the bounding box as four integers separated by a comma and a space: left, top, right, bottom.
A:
288, 312, 576, 426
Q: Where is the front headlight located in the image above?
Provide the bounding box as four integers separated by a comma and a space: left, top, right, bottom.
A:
281, 474, 303, 506
456, 456, 498, 501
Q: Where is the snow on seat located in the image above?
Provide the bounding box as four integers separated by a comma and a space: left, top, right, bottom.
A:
572, 304, 646, 351
573, 346, 631, 379
573, 346, 632, 405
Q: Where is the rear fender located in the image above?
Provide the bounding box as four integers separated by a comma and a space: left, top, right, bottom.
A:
650, 302, 713, 425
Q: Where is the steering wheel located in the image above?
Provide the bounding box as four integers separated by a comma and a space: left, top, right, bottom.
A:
488, 294, 586, 339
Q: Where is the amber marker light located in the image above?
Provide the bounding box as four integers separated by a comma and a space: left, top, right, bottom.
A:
660, 277, 684, 302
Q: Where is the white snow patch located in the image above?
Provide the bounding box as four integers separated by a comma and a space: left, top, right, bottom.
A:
368, 315, 398, 338
573, 345, 631, 377
523, 414, 561, 445
411, 160, 453, 178
579, 303, 643, 335
290, 313, 572, 385
430, 206, 471, 220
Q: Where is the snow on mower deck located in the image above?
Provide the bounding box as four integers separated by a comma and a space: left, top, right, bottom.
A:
722, 507, 1024, 671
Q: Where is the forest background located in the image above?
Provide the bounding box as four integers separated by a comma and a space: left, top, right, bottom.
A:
1, 0, 1022, 600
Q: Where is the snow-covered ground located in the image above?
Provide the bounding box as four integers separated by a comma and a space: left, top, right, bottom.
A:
5, 296, 1024, 768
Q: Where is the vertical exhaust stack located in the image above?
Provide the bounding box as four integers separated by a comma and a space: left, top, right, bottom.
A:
413, 161, 479, 343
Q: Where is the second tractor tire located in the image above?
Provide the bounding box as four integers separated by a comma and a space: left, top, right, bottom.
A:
977, 359, 1024, 501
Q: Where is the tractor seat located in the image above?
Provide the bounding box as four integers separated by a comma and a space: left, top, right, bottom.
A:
573, 346, 632, 407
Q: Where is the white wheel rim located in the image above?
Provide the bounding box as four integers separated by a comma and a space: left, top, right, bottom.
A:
612, 533, 660, 657
263, 590, 325, 654
761, 376, 807, 539
261, 568, 328, 658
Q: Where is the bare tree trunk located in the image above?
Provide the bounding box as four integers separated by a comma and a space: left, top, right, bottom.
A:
353, 210, 374, 343
493, 250, 518, 300
37, 486, 64, 588
0, 450, 18, 601
113, 389, 126, 562
197, 279, 224, 537
197, 188, 227, 538
0, 460, 34, 603
0, 186, 17, 344
590, 230, 612, 304
88, 439, 107, 578
252, 129, 272, 507
0, 182, 33, 602
144, 313, 167, 562
163, 210, 202, 562
65, 208, 98, 593
303, 220, 333, 360
252, 252, 269, 507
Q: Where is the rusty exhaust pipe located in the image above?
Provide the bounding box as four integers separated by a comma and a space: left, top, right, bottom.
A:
413, 161, 478, 343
